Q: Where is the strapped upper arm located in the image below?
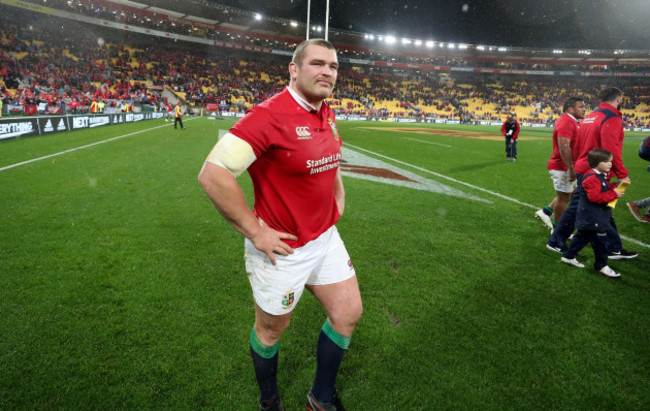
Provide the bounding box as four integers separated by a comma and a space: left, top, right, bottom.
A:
206, 132, 256, 178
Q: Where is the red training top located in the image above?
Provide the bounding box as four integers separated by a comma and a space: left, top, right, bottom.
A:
574, 102, 628, 179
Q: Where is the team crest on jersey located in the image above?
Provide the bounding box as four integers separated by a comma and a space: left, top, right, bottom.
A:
281, 290, 295, 309
328, 119, 339, 141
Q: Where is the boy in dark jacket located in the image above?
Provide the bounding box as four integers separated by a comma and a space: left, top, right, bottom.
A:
561, 148, 624, 278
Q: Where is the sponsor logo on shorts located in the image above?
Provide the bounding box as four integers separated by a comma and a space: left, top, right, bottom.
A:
281, 290, 295, 309
348, 259, 354, 270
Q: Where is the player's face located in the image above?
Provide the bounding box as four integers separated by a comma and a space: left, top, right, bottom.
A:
569, 101, 586, 119
290, 45, 338, 106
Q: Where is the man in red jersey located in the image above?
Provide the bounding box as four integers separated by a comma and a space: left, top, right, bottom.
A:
547, 87, 637, 260
198, 39, 361, 411
535, 97, 586, 230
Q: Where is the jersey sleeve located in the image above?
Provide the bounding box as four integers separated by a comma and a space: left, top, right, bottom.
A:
554, 117, 574, 140
229, 106, 274, 158
582, 175, 618, 204
512, 122, 521, 139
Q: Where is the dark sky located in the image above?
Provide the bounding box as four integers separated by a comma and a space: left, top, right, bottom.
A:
215, 0, 650, 49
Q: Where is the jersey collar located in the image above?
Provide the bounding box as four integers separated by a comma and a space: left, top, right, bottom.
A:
566, 113, 578, 123
286, 86, 319, 113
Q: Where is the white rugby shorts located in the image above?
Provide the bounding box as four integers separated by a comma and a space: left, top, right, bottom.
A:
244, 225, 356, 315
549, 169, 577, 193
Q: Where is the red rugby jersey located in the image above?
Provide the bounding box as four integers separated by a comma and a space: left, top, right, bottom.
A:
547, 113, 580, 171
230, 88, 342, 248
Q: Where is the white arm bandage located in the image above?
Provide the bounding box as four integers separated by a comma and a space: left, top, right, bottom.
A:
206, 133, 256, 178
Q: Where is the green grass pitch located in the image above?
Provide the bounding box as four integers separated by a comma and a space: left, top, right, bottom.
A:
1, 117, 648, 409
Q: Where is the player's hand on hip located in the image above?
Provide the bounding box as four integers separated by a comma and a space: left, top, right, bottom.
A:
252, 219, 297, 265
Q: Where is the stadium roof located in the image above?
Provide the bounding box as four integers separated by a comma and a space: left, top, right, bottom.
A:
112, 0, 650, 62
197, 0, 650, 50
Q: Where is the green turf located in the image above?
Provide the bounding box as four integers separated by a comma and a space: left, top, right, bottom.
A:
1, 117, 648, 410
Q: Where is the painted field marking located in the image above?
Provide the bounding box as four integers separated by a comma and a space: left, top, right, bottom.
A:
0, 118, 198, 173
404, 137, 452, 147
341, 147, 490, 203
344, 143, 650, 249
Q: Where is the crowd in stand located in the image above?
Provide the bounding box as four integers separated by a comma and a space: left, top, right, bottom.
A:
18, 0, 650, 73
1, 5, 649, 127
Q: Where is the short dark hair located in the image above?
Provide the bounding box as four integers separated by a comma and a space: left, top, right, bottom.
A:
292, 39, 335, 66
563, 97, 584, 112
588, 148, 613, 168
598, 87, 622, 103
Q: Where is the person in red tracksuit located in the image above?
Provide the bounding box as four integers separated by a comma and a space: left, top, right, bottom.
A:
501, 115, 520, 161
561, 149, 624, 278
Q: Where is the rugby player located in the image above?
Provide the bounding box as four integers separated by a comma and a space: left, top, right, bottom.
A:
198, 39, 361, 411
535, 97, 586, 230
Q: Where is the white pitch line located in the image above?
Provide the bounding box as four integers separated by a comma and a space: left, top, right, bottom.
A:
0, 118, 197, 173
344, 142, 650, 249
404, 137, 452, 147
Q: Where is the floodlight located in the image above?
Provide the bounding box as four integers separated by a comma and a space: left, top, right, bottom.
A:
425, 40, 434, 48
458, 44, 468, 49
254, 13, 262, 21
477, 45, 486, 51
385, 35, 396, 44
414, 40, 422, 46
369, 34, 375, 40
401, 38, 411, 45
447, 43, 456, 49
290, 21, 298, 27
498, 47, 507, 52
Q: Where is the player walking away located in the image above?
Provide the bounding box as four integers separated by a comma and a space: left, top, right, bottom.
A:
501, 115, 520, 161
166, 103, 173, 122
174, 102, 184, 130
198, 39, 361, 411
560, 149, 624, 278
546, 87, 637, 260
535, 97, 586, 231
627, 199, 650, 222
627, 136, 650, 223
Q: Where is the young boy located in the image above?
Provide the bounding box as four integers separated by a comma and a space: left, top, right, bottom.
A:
560, 148, 625, 278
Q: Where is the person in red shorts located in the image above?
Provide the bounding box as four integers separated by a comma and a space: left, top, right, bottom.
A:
198, 39, 361, 411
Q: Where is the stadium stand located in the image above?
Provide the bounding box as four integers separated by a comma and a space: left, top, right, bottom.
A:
1, 1, 649, 128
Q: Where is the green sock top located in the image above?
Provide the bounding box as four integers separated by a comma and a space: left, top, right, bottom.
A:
322, 320, 351, 350
250, 329, 279, 359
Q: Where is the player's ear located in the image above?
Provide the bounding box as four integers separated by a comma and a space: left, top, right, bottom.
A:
289, 61, 298, 80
